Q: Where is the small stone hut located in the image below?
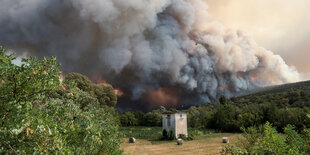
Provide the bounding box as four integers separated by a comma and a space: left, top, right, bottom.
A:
162, 112, 188, 138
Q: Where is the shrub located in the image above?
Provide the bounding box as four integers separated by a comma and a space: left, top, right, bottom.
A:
253, 122, 288, 154
0, 47, 123, 154
221, 144, 248, 155
162, 129, 168, 140
178, 134, 194, 141
169, 130, 176, 140
237, 126, 263, 151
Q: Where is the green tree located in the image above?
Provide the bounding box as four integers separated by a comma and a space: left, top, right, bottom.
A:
0, 47, 122, 154
143, 112, 162, 126
0, 47, 60, 104
219, 95, 227, 105
162, 129, 168, 140
120, 112, 138, 126
65, 72, 117, 107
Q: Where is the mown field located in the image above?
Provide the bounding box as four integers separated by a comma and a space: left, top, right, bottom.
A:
120, 127, 241, 155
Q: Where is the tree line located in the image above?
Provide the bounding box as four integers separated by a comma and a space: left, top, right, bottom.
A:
119, 91, 310, 133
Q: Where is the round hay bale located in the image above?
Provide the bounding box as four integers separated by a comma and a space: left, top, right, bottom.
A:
129, 137, 136, 143
222, 137, 229, 143
177, 138, 184, 145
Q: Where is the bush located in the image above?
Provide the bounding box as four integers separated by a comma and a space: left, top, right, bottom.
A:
221, 144, 248, 155
64, 73, 117, 107
162, 129, 168, 140
0, 47, 123, 154
169, 130, 176, 140
227, 122, 310, 155
237, 126, 263, 151
253, 122, 289, 154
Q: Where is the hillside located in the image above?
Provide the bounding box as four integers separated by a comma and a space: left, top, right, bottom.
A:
232, 80, 310, 108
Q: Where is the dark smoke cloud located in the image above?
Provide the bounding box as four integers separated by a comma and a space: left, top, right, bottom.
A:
0, 0, 300, 110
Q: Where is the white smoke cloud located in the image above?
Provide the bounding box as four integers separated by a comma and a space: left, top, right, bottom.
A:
0, 0, 301, 108
205, 0, 310, 75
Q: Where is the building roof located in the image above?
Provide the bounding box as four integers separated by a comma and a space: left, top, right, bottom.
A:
162, 111, 187, 115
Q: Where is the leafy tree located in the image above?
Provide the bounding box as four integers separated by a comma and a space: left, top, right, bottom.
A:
64, 72, 117, 107
0, 47, 60, 104
134, 111, 145, 126
238, 126, 263, 152
120, 112, 138, 126
284, 125, 307, 154
219, 95, 227, 105
143, 112, 162, 126
223, 122, 310, 155
64, 72, 93, 92
0, 47, 122, 154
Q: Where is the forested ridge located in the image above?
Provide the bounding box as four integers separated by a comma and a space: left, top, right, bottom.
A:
120, 80, 310, 132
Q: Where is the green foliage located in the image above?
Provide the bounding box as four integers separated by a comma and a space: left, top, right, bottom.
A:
211, 103, 241, 132
162, 129, 168, 140
238, 126, 263, 151
253, 122, 289, 154
120, 110, 162, 127
0, 47, 60, 104
143, 112, 162, 126
120, 126, 212, 141
0, 47, 122, 154
120, 112, 138, 126
178, 134, 194, 141
187, 106, 211, 128
221, 144, 248, 155
64, 72, 117, 107
284, 125, 308, 154
120, 127, 163, 140
227, 122, 310, 155
168, 130, 176, 140
1, 99, 122, 154
219, 95, 227, 105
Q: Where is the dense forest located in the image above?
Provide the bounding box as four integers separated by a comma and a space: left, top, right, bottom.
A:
120, 80, 310, 132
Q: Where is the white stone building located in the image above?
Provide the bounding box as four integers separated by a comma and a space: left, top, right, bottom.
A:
162, 113, 188, 138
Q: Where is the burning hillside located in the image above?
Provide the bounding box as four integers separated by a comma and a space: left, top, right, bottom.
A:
0, 0, 300, 110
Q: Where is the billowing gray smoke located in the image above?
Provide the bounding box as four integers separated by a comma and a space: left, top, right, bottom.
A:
0, 0, 300, 110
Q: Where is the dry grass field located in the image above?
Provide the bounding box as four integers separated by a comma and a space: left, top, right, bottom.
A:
121, 133, 241, 155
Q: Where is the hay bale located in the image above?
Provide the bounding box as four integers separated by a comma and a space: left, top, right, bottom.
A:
222, 137, 229, 143
129, 137, 136, 143
177, 138, 184, 145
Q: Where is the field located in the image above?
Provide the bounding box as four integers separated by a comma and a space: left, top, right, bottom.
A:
120, 127, 241, 155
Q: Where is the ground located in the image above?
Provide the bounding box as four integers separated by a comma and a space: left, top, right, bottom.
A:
120, 127, 241, 155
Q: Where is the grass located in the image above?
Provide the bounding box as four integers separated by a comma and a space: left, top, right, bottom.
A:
120, 126, 242, 155
120, 126, 216, 141
120, 126, 163, 140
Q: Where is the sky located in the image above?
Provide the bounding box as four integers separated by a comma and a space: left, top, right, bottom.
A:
205, 0, 310, 77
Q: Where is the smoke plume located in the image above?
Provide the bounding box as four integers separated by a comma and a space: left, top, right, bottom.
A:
0, 0, 300, 110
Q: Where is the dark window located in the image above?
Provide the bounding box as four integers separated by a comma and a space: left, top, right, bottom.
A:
167, 115, 170, 127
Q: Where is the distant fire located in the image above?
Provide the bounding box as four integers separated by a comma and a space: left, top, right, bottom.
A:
219, 85, 234, 92
114, 88, 124, 97
251, 76, 257, 82
144, 87, 180, 108
90, 73, 109, 84
90, 73, 124, 97
219, 86, 225, 91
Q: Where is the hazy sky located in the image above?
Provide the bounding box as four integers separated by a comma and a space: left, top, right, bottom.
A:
205, 0, 310, 75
